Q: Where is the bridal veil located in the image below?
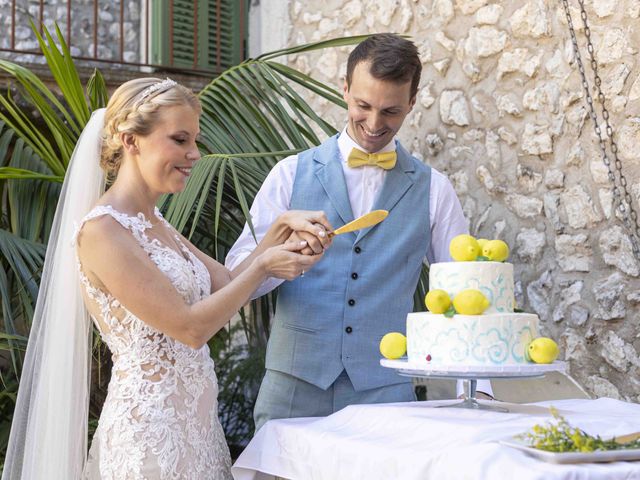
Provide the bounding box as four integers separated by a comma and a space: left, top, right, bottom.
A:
3, 108, 106, 479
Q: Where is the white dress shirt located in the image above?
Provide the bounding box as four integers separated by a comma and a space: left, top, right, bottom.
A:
225, 127, 468, 296
225, 127, 492, 397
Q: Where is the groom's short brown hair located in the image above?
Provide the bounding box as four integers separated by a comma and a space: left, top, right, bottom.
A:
346, 34, 422, 99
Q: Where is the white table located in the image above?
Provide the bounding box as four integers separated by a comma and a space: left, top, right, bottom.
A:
232, 398, 640, 480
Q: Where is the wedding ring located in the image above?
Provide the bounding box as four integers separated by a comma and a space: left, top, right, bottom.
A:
301, 270, 305, 277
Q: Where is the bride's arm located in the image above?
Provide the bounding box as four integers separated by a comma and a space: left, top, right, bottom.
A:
77, 216, 323, 349
174, 210, 333, 292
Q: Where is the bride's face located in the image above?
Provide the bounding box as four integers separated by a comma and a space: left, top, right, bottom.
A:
134, 104, 201, 195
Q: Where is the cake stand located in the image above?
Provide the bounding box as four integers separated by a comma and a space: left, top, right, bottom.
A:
381, 358, 567, 413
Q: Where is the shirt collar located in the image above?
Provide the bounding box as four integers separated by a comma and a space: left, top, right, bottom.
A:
337, 126, 396, 164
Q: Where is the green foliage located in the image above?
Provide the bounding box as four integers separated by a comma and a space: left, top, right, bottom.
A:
0, 23, 109, 467
162, 36, 369, 243
208, 323, 265, 450
0, 23, 368, 460
519, 407, 640, 452
0, 23, 432, 461
160, 35, 370, 345
0, 374, 19, 466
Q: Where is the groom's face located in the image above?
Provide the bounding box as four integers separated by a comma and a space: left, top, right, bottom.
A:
343, 61, 416, 153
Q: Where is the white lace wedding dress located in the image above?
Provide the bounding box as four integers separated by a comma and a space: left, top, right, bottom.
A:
76, 205, 233, 479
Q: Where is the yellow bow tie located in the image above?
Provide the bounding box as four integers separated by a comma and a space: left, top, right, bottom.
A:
347, 148, 397, 170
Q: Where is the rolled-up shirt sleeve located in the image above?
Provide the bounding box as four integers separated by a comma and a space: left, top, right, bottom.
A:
427, 169, 469, 264
224, 155, 298, 299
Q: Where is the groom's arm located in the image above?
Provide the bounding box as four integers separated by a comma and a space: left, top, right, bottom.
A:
225, 154, 299, 299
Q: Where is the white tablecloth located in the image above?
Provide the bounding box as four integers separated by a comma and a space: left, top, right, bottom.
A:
232, 398, 640, 480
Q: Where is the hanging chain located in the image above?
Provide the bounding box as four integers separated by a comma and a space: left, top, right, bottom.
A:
562, 0, 640, 259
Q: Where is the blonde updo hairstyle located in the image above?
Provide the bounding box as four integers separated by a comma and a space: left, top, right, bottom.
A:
101, 77, 201, 182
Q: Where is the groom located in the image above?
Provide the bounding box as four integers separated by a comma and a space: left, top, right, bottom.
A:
226, 34, 489, 431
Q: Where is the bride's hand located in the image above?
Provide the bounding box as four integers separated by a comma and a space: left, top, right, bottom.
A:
259, 240, 324, 280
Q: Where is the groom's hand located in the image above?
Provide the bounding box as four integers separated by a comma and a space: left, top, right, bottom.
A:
287, 229, 328, 256
280, 210, 333, 239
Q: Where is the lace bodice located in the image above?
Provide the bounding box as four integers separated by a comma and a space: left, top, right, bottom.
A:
77, 205, 232, 480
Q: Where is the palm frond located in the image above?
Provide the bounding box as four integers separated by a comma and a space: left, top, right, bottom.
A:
256, 34, 372, 61
0, 168, 62, 182
86, 69, 109, 111
33, 21, 90, 126
0, 22, 95, 176
162, 38, 366, 252
0, 333, 28, 353
0, 229, 46, 305
0, 84, 65, 175
0, 232, 43, 379
0, 265, 24, 377
0, 123, 61, 241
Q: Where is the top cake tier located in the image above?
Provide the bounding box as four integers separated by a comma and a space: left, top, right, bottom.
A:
430, 262, 514, 314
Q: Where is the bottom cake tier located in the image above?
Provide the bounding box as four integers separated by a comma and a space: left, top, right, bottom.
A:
406, 312, 539, 365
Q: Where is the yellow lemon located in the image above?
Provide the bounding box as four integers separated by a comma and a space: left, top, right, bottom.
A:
477, 238, 490, 250
482, 239, 510, 262
380, 332, 407, 359
425, 289, 452, 314
449, 234, 481, 262
452, 289, 490, 315
526, 337, 559, 364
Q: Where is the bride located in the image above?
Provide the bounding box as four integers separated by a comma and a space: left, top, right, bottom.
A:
3, 78, 332, 479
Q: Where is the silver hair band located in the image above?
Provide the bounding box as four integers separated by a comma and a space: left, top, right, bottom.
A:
139, 78, 177, 101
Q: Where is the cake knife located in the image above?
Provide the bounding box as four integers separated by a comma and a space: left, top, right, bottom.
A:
328, 210, 388, 237
614, 431, 640, 444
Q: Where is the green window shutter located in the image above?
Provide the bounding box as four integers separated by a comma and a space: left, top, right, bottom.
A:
151, 0, 247, 73
208, 0, 245, 70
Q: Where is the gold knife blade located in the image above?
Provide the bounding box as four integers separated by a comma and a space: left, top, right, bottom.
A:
614, 431, 640, 444
329, 210, 389, 237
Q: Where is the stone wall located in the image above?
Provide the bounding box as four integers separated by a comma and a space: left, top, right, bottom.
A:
261, 0, 640, 402
0, 0, 141, 64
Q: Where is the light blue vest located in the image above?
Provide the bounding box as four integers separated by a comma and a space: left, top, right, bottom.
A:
265, 135, 432, 391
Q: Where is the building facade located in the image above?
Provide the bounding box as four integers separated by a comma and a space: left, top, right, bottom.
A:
252, 0, 640, 402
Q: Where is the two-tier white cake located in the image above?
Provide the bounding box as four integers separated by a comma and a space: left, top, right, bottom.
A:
407, 262, 539, 365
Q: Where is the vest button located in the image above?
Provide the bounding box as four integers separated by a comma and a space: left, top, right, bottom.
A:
345, 326, 353, 334
348, 299, 356, 306
354, 246, 361, 253
351, 272, 358, 280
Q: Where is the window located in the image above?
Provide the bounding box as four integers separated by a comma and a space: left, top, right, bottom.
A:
151, 0, 247, 73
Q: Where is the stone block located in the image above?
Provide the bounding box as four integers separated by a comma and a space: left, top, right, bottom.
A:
439, 90, 470, 126
521, 123, 553, 155
510, 0, 550, 38
552, 280, 583, 323
464, 26, 507, 58
554, 234, 592, 272
544, 169, 565, 189
475, 3, 502, 24
455, 0, 487, 15
497, 48, 542, 80
560, 185, 601, 229
593, 273, 627, 320
618, 118, 640, 164
584, 375, 622, 400
599, 226, 640, 277
516, 227, 546, 261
